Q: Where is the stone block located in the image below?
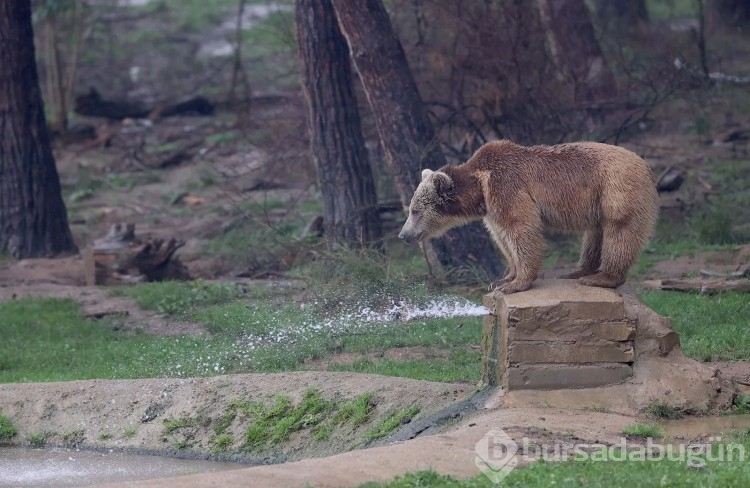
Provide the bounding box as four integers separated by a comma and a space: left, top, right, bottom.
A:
498, 279, 626, 322
507, 363, 633, 390
657, 330, 681, 356
508, 342, 635, 364
507, 320, 636, 344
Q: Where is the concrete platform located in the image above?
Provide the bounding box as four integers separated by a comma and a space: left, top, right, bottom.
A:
483, 280, 649, 390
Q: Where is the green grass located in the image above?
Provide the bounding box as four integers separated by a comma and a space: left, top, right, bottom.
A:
239, 390, 335, 450
366, 406, 420, 441
0, 414, 16, 440
212, 433, 234, 451
640, 291, 750, 361
114, 280, 243, 316
328, 350, 482, 383
644, 401, 684, 420
122, 427, 136, 439
26, 432, 48, 447
623, 423, 665, 438
333, 393, 374, 427
734, 394, 750, 414
98, 432, 113, 441
163, 417, 197, 434
313, 392, 376, 441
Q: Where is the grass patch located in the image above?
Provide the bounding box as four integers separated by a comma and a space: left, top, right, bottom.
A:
334, 393, 374, 427
122, 427, 136, 438
640, 290, 750, 361
644, 401, 684, 420
211, 433, 234, 451
61, 429, 85, 447
0, 414, 17, 440
239, 390, 335, 450
366, 406, 420, 441
114, 280, 242, 316
329, 350, 481, 384
163, 417, 197, 434
26, 432, 48, 447
98, 432, 113, 441
622, 423, 664, 438
733, 394, 750, 414
313, 392, 376, 441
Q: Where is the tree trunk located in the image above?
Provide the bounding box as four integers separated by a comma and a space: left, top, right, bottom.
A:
331, 0, 505, 280
0, 0, 77, 258
295, 0, 383, 248
538, 0, 618, 106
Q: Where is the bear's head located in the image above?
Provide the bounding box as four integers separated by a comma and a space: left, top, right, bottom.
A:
398, 168, 459, 244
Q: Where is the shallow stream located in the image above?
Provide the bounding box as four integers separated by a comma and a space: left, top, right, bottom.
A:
0, 447, 244, 487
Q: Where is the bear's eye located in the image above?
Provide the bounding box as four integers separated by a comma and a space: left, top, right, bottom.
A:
411, 209, 420, 217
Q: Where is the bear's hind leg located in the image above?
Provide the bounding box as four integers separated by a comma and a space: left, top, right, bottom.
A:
579, 221, 641, 288
557, 227, 603, 279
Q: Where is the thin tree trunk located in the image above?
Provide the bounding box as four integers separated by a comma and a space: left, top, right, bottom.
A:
331, 0, 505, 280
0, 0, 78, 258
295, 0, 383, 248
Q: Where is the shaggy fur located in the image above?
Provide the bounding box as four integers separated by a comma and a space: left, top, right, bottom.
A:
398, 140, 659, 294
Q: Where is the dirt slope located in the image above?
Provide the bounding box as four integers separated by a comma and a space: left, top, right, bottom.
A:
0, 372, 470, 464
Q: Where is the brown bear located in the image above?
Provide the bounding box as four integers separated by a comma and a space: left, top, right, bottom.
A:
398, 140, 658, 294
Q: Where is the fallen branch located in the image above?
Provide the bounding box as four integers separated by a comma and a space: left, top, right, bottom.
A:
642, 279, 750, 294
699, 267, 750, 279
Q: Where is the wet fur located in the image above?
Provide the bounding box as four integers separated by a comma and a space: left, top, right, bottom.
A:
399, 140, 659, 294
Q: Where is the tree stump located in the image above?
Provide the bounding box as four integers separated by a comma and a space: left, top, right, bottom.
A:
85, 223, 191, 286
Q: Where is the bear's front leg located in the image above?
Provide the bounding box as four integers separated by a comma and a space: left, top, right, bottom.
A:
485, 222, 516, 292
493, 218, 543, 294
488, 273, 514, 292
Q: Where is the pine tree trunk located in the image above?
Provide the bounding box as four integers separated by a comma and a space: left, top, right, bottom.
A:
295, 0, 383, 248
331, 0, 505, 281
538, 0, 618, 106
0, 0, 78, 258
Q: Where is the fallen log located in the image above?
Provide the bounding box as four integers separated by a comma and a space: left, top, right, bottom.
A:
85, 223, 191, 286
642, 278, 750, 294
75, 88, 214, 121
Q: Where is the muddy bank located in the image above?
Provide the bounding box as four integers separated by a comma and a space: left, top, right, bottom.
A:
0, 372, 470, 463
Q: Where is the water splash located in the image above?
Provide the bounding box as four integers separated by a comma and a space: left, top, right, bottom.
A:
156, 296, 489, 377
359, 298, 489, 322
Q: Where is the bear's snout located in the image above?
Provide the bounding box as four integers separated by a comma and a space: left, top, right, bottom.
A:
398, 226, 422, 244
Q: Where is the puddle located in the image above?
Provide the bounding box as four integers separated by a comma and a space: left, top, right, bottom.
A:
0, 447, 245, 487
660, 414, 750, 439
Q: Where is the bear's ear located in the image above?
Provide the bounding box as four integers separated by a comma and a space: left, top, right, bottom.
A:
421, 168, 433, 181
432, 171, 453, 198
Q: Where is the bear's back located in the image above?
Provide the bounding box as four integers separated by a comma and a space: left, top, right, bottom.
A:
467, 140, 656, 232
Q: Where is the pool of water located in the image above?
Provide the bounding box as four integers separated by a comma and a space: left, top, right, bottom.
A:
660, 414, 750, 439
0, 447, 245, 487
